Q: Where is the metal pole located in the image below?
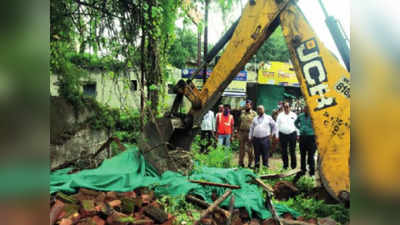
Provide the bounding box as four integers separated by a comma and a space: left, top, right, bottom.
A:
318, 0, 350, 71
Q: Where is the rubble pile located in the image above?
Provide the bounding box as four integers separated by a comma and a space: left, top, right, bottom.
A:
50, 188, 175, 225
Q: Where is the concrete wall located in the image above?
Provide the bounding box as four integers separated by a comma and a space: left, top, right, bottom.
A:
50, 66, 184, 112
50, 96, 110, 170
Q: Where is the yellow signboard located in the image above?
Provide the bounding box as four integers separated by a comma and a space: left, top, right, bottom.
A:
186, 79, 246, 93
258, 61, 299, 86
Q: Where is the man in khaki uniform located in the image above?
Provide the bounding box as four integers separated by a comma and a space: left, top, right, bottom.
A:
238, 100, 257, 168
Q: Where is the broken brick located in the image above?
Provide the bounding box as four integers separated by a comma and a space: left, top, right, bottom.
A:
106, 191, 118, 200
80, 199, 97, 217
160, 216, 175, 225
307, 218, 318, 224
231, 216, 243, 225
317, 217, 338, 225
59, 218, 73, 225
121, 197, 136, 214
212, 211, 226, 225
200, 217, 213, 225
249, 218, 261, 225
79, 188, 99, 196
141, 194, 152, 205
296, 216, 305, 221
92, 215, 106, 225
50, 200, 65, 225
95, 192, 106, 203
123, 191, 137, 199
108, 199, 122, 208
106, 211, 132, 225
261, 218, 276, 225
143, 205, 168, 224
63, 203, 80, 218
282, 213, 294, 220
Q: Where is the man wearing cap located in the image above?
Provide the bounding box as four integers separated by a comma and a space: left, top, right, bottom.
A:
249, 105, 277, 170
238, 100, 257, 168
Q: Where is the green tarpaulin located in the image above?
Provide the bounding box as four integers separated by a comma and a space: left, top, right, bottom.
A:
50, 147, 299, 220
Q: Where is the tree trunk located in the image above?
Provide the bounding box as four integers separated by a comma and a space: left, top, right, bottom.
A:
140, 0, 146, 131
146, 0, 161, 116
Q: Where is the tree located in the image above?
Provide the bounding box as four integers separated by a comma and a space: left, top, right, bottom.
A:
254, 26, 290, 62
50, 0, 184, 128
168, 28, 199, 69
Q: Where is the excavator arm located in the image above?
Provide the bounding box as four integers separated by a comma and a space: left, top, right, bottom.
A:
140, 0, 350, 202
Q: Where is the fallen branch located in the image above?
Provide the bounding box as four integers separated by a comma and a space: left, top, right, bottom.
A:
50, 137, 125, 172
255, 178, 282, 225
185, 195, 230, 218
259, 169, 301, 179
254, 178, 274, 193
227, 195, 235, 225
193, 189, 233, 225
189, 180, 241, 189
265, 192, 282, 225
131, 219, 156, 224
92, 137, 126, 159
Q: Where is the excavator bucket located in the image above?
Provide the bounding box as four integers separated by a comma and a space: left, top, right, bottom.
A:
137, 117, 175, 175
137, 116, 197, 175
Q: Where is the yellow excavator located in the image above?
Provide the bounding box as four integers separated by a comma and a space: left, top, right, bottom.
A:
138, 0, 350, 203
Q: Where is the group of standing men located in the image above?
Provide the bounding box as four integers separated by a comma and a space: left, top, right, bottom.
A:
200, 100, 317, 176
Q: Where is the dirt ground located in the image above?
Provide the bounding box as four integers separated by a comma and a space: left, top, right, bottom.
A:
232, 143, 321, 186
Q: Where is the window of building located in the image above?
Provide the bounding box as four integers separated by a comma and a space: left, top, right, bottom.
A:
131, 80, 138, 91
83, 83, 96, 97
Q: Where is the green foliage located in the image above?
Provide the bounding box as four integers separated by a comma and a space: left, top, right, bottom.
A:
168, 28, 198, 69
69, 53, 125, 72
256, 168, 348, 224
295, 176, 315, 194
51, 0, 184, 118
83, 98, 120, 131
230, 139, 240, 152
158, 195, 201, 225
254, 26, 290, 62
278, 194, 349, 224
192, 135, 234, 168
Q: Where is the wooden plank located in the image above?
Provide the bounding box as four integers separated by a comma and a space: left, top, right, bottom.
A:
259, 169, 301, 179
254, 178, 274, 193
189, 180, 241, 189
185, 195, 230, 218
193, 190, 232, 225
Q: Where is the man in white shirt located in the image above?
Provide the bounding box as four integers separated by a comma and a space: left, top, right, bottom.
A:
249, 105, 277, 170
200, 110, 215, 152
276, 102, 298, 169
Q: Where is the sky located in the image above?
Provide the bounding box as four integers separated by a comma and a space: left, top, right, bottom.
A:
196, 0, 350, 65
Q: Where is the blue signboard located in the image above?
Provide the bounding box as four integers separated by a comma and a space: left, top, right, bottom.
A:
181, 69, 247, 81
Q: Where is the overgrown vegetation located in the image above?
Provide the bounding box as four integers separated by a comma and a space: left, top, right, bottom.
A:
256, 167, 349, 224
278, 194, 349, 224
191, 135, 234, 169
158, 195, 201, 224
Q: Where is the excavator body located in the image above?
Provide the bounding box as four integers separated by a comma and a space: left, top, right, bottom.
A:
138, 0, 350, 203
